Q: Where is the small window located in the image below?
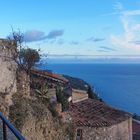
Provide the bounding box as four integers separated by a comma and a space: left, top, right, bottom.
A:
76, 129, 82, 140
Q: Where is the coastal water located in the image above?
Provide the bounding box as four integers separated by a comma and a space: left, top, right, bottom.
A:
38, 63, 140, 115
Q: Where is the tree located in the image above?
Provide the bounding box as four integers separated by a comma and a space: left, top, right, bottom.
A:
55, 86, 63, 103
55, 86, 69, 111
87, 85, 97, 99
19, 48, 40, 73
8, 29, 40, 74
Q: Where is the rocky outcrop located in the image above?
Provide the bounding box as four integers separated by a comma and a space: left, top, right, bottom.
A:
0, 39, 17, 94
9, 93, 72, 140
0, 39, 17, 116
0, 39, 73, 140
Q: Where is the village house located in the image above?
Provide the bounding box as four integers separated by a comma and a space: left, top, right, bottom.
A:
69, 98, 132, 140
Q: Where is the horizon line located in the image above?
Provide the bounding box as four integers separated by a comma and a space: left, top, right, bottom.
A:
42, 54, 140, 58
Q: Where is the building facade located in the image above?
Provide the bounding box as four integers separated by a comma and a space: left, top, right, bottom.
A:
69, 98, 132, 140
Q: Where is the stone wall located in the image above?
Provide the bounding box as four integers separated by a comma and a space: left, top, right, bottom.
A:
76, 118, 132, 140
72, 89, 88, 103
0, 39, 17, 94
17, 70, 30, 98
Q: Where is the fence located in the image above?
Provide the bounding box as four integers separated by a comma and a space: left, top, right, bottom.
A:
0, 112, 25, 140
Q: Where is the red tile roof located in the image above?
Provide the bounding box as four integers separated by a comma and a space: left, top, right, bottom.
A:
31, 68, 69, 83
69, 98, 131, 127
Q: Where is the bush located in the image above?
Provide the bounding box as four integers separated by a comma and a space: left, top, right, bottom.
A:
55, 86, 69, 111
87, 85, 97, 99
133, 113, 140, 121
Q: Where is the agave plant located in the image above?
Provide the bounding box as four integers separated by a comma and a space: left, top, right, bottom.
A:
35, 83, 49, 99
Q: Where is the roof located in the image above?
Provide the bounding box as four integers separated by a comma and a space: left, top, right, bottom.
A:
69, 98, 131, 127
31, 68, 69, 83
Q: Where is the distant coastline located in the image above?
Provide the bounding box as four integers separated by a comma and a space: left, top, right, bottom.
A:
40, 55, 140, 64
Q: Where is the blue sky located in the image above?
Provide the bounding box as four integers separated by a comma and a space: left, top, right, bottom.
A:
1, 0, 140, 58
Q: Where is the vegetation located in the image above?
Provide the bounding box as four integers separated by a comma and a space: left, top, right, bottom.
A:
48, 102, 59, 117
8, 29, 41, 74
9, 91, 55, 129
87, 85, 97, 99
19, 48, 40, 73
35, 83, 49, 99
55, 86, 69, 111
66, 122, 75, 140
63, 75, 89, 91
9, 93, 31, 129
64, 75, 102, 101
133, 114, 140, 121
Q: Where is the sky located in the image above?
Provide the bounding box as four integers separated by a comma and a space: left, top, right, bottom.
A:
1, 0, 140, 60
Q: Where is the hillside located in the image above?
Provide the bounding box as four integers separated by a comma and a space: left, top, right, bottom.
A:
63, 75, 89, 91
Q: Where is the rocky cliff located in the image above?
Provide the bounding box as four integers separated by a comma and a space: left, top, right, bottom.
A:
0, 39, 74, 140
9, 92, 73, 140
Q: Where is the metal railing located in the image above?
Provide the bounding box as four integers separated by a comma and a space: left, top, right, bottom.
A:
0, 112, 25, 140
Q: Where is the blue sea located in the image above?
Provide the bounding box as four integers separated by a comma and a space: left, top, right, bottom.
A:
38, 63, 140, 115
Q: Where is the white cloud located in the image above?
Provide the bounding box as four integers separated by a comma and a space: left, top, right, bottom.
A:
113, 2, 124, 11
110, 2, 140, 51
103, 2, 140, 17
123, 10, 140, 16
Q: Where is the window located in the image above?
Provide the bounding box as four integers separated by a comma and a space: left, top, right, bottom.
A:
76, 129, 82, 140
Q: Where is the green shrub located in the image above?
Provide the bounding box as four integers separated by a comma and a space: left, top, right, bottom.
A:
133, 113, 140, 121
55, 86, 69, 112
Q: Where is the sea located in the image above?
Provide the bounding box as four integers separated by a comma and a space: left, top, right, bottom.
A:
38, 63, 140, 115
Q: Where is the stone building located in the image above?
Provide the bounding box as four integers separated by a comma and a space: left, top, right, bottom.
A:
31, 68, 69, 86
31, 68, 72, 102
68, 98, 132, 140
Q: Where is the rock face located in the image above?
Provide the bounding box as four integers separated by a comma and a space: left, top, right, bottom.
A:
0, 39, 17, 94
21, 113, 68, 140
0, 39, 71, 140
9, 94, 71, 140
0, 39, 17, 116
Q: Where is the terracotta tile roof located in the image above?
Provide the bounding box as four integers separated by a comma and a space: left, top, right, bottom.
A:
31, 68, 69, 83
69, 98, 131, 127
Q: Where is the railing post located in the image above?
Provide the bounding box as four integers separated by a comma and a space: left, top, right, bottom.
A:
3, 121, 7, 140
0, 112, 25, 140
